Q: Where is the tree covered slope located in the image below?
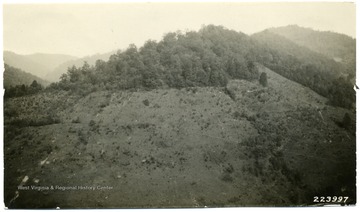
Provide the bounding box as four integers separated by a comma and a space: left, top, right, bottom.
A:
46, 25, 354, 109
4, 64, 49, 88
267, 25, 356, 77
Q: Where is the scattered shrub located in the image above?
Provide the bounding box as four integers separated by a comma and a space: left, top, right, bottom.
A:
223, 163, 234, 173
99, 102, 108, 108
224, 87, 236, 101
143, 99, 150, 106
89, 120, 99, 132
72, 117, 81, 123
259, 72, 268, 87
77, 130, 88, 145
233, 111, 242, 119
221, 173, 233, 182
342, 113, 351, 129
89, 120, 96, 127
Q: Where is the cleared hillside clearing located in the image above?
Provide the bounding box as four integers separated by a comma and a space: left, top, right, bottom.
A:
4, 66, 355, 208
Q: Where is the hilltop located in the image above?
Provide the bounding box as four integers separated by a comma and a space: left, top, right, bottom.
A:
39, 25, 354, 109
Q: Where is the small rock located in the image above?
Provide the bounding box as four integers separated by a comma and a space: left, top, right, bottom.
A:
21, 176, 29, 183
40, 157, 48, 166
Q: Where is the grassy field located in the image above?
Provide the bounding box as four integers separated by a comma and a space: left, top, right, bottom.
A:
3, 66, 356, 208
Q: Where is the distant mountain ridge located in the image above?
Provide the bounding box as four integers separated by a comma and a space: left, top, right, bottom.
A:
3, 51, 78, 79
3, 50, 117, 82
267, 25, 355, 75
251, 29, 354, 108
251, 29, 343, 77
4, 63, 50, 88
267, 25, 355, 58
45, 50, 117, 82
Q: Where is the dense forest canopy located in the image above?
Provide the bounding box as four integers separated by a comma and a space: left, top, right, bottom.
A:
5, 25, 355, 109
49, 25, 259, 92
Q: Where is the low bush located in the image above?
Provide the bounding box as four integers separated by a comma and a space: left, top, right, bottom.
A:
224, 87, 236, 101
143, 99, 150, 106
72, 117, 81, 123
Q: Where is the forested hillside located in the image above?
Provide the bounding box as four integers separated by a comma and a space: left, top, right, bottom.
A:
251, 30, 355, 108
47, 25, 355, 109
268, 25, 356, 76
3, 64, 47, 98
50, 25, 258, 92
4, 64, 48, 88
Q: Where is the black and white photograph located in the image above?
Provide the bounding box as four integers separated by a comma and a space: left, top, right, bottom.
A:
1, 0, 357, 208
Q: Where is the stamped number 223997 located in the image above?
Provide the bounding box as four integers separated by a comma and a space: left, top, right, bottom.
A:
313, 196, 348, 203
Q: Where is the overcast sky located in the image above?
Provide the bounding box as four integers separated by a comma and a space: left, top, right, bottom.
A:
3, 2, 356, 58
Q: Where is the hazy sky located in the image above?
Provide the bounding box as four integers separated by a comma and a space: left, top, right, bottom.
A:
3, 2, 356, 57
